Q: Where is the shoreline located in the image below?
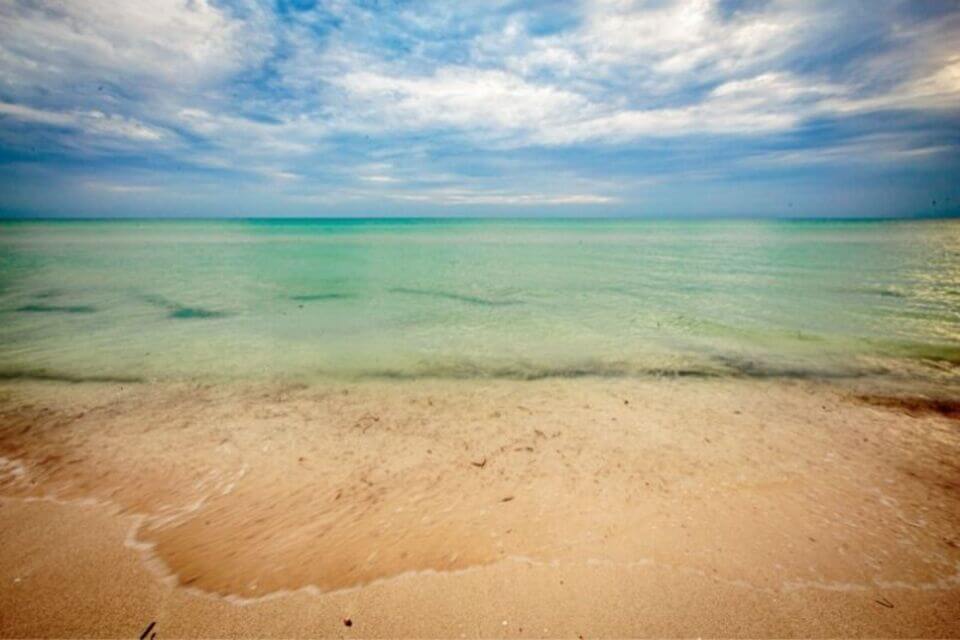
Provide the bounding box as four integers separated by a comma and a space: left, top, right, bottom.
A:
1, 376, 959, 637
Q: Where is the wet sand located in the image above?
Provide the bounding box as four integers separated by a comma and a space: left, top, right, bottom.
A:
0, 377, 958, 637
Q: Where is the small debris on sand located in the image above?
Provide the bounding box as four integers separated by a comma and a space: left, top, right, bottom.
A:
471, 457, 487, 468
354, 413, 382, 433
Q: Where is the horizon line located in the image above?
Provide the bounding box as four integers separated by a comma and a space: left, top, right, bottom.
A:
1, 213, 958, 223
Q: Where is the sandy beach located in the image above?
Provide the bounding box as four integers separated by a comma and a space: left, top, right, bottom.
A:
1, 376, 958, 637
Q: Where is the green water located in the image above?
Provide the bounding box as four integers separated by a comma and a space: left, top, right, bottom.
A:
1, 218, 958, 387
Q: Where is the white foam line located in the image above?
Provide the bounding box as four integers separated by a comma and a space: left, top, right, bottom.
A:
781, 565, 960, 594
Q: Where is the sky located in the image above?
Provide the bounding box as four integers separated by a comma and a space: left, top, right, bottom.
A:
0, 0, 958, 218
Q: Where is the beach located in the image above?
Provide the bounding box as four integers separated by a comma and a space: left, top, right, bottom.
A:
1, 218, 959, 636
1, 376, 959, 637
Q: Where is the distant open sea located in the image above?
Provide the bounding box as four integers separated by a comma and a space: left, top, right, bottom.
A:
1, 218, 958, 389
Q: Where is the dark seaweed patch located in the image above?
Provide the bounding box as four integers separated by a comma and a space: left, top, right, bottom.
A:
357, 361, 719, 381
389, 287, 520, 307
856, 395, 960, 420
140, 294, 229, 319
168, 307, 230, 319
16, 304, 97, 314
290, 293, 354, 302
0, 369, 144, 384
709, 355, 870, 380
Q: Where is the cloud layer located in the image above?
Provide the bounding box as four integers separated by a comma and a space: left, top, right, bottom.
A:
1, 0, 958, 217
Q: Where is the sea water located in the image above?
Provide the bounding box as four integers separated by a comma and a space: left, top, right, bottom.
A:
0, 218, 958, 387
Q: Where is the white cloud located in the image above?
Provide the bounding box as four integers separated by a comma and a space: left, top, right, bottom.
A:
175, 107, 320, 154
483, 0, 817, 97
328, 2, 945, 147
0, 0, 265, 93
5, 0, 958, 159
83, 180, 159, 193
0, 0, 283, 156
744, 133, 955, 167
388, 189, 617, 205
536, 72, 840, 143
323, 0, 960, 149
336, 67, 844, 145
291, 186, 617, 206
257, 168, 302, 181
821, 56, 960, 114
1, 0, 958, 214
337, 67, 590, 137
0, 101, 164, 140
579, 0, 799, 73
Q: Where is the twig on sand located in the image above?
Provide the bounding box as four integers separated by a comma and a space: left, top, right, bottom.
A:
874, 597, 894, 609
471, 457, 487, 468
139, 622, 157, 640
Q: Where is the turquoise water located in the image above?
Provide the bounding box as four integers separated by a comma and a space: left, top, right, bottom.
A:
1, 218, 959, 387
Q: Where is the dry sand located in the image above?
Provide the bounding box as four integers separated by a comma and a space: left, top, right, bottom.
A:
0, 377, 958, 637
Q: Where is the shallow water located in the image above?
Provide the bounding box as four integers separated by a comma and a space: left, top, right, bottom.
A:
0, 218, 958, 386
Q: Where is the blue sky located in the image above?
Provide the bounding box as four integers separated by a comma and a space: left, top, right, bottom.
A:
0, 0, 958, 218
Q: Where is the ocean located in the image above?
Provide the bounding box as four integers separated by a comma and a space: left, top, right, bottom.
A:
1, 217, 958, 389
